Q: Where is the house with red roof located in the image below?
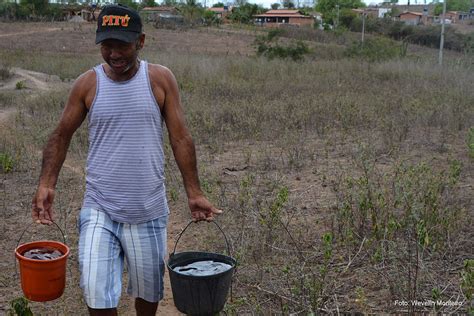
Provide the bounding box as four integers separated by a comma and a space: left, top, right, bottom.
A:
399, 11, 423, 25
254, 9, 315, 28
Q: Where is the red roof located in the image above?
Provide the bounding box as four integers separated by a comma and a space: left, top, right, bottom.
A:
266, 9, 299, 14
254, 9, 311, 18
208, 7, 226, 12
254, 13, 311, 18
141, 6, 176, 12
400, 11, 423, 16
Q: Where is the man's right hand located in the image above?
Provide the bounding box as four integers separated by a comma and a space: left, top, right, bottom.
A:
32, 186, 55, 225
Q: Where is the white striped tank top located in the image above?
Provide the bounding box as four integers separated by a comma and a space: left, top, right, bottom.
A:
82, 60, 169, 223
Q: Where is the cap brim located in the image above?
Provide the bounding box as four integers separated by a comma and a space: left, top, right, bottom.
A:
95, 31, 140, 44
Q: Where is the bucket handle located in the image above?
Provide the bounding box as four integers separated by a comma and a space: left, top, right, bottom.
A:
16, 221, 67, 250
171, 220, 232, 257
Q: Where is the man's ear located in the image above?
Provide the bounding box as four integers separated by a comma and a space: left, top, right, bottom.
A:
136, 33, 145, 50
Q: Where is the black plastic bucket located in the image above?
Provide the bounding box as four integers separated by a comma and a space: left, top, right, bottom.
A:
167, 221, 236, 316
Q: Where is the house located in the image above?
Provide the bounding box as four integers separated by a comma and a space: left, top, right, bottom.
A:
399, 11, 423, 25
140, 6, 179, 23
208, 6, 232, 20
385, 4, 436, 15
443, 11, 472, 23
253, 9, 314, 27
81, 5, 100, 22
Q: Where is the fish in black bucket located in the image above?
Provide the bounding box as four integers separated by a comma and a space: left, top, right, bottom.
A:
174, 260, 232, 277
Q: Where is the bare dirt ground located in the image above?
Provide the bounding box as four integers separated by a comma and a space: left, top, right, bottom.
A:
0, 22, 255, 56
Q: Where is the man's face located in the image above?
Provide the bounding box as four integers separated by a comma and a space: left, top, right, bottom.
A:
100, 34, 144, 76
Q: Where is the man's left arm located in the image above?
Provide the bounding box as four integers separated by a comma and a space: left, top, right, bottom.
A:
151, 65, 222, 221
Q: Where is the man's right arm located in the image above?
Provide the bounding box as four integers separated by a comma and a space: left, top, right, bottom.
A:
32, 70, 95, 224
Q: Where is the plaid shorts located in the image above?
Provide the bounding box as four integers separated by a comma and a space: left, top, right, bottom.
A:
78, 208, 168, 309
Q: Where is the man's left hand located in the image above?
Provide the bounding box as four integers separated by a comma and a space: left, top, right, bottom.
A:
189, 196, 223, 222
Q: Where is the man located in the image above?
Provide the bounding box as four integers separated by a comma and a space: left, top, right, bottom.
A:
31, 4, 222, 315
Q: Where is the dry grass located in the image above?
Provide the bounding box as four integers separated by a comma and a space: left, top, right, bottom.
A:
1, 21, 473, 314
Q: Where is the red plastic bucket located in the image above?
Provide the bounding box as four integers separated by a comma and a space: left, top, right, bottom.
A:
15, 240, 69, 302
15, 239, 69, 302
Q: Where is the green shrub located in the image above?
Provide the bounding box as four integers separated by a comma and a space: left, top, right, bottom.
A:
0, 153, 14, 173
335, 159, 463, 251
468, 127, 474, 159
461, 259, 474, 314
7, 297, 32, 316
345, 37, 402, 61
15, 80, 26, 90
347, 17, 473, 53
255, 30, 311, 61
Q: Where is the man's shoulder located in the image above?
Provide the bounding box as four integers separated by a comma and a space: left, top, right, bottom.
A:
75, 69, 96, 87
70, 69, 96, 98
148, 63, 171, 74
147, 63, 174, 80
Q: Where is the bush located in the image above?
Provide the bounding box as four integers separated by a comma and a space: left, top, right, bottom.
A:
15, 80, 26, 90
347, 17, 473, 53
468, 127, 474, 159
345, 37, 403, 61
255, 29, 311, 61
0, 152, 14, 173
339, 8, 357, 29
401, 26, 471, 52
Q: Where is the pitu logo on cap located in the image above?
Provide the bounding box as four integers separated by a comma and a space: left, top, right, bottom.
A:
101, 15, 131, 27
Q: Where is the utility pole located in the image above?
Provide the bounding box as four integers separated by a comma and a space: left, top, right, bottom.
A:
335, 4, 340, 29
438, 0, 446, 65
361, 12, 366, 46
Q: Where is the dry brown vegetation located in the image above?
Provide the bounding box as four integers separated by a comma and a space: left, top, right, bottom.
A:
1, 21, 473, 315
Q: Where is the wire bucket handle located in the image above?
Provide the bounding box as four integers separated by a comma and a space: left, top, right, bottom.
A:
171, 220, 232, 257
16, 221, 67, 250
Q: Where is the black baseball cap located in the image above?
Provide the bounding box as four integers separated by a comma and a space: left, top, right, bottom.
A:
96, 4, 142, 44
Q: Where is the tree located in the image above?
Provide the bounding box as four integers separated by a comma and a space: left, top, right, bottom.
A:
213, 2, 225, 7
0, 2, 19, 20
315, 0, 365, 25
339, 7, 357, 28
434, 0, 471, 15
117, 0, 139, 10
228, 3, 265, 23
271, 2, 281, 9
234, 0, 248, 7
281, 0, 296, 8
19, 0, 48, 17
163, 0, 178, 6
142, 0, 157, 7
180, 0, 205, 24
203, 9, 220, 25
